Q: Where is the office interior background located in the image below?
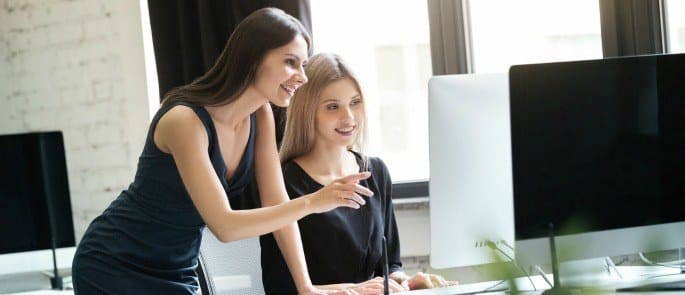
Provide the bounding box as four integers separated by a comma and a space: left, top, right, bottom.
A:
1, 0, 684, 287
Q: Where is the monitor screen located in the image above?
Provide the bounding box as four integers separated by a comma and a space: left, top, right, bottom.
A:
510, 54, 685, 241
0, 132, 75, 254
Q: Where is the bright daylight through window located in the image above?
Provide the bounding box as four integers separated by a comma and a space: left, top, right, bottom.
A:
311, 0, 605, 182
311, 0, 432, 182
665, 0, 685, 53
469, 0, 603, 73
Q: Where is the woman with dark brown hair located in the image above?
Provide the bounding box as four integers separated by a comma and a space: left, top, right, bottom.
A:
72, 8, 372, 294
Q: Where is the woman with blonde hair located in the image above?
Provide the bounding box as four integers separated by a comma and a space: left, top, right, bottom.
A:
260, 53, 456, 294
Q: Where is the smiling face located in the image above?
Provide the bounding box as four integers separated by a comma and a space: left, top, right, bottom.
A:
314, 77, 365, 148
252, 35, 309, 107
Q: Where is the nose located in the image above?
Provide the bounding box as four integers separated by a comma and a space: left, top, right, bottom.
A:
296, 66, 308, 84
341, 105, 354, 121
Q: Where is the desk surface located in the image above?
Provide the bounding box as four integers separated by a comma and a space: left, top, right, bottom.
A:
8, 291, 72, 295
3, 266, 683, 294
0, 271, 72, 295
399, 266, 685, 295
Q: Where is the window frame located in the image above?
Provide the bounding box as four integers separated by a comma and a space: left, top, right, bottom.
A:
390, 0, 668, 200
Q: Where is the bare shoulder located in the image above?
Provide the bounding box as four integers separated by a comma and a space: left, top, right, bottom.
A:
154, 105, 208, 153
256, 103, 274, 124
255, 103, 276, 136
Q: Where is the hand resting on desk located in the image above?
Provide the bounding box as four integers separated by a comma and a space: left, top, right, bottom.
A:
316, 277, 407, 294
328, 272, 458, 294
398, 272, 457, 290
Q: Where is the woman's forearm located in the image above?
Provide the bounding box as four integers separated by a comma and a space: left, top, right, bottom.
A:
315, 283, 356, 290
214, 195, 313, 242
272, 222, 313, 292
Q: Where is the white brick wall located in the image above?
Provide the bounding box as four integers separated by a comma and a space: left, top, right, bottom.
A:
0, 0, 152, 240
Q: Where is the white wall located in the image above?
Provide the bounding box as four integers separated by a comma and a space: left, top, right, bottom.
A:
0, 0, 152, 240
395, 200, 430, 257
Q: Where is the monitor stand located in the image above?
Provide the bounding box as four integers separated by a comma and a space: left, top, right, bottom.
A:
41, 270, 70, 290
541, 223, 572, 295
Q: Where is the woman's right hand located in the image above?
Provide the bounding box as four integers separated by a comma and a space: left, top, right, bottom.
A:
305, 171, 374, 214
305, 277, 406, 295
353, 277, 407, 293
400, 272, 456, 290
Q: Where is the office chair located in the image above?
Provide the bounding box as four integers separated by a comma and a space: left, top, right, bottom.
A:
197, 227, 264, 295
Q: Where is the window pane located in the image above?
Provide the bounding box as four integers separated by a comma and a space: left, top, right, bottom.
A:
310, 0, 431, 182
666, 0, 685, 53
468, 0, 603, 73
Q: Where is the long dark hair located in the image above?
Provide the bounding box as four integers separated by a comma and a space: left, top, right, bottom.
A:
162, 7, 312, 107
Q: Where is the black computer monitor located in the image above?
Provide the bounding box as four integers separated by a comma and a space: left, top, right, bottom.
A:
0, 132, 75, 255
509, 53, 685, 266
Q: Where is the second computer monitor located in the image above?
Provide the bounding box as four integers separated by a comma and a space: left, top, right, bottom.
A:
429, 73, 514, 269
0, 132, 76, 275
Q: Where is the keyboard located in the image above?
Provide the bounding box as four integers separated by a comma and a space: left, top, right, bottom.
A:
617, 279, 685, 292
399, 280, 509, 295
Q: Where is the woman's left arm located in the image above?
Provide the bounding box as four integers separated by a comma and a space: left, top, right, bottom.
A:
372, 158, 404, 278
254, 103, 313, 293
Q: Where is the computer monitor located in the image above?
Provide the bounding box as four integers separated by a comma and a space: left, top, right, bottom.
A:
428, 73, 515, 269
510, 54, 685, 269
0, 132, 76, 275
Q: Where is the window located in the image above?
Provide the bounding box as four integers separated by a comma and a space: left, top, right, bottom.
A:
139, 0, 160, 119
311, 0, 432, 182
468, 0, 603, 73
665, 0, 685, 53
311, 0, 605, 185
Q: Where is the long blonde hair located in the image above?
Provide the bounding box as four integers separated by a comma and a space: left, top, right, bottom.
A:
279, 53, 368, 164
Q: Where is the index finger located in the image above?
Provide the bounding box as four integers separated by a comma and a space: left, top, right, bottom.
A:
388, 279, 406, 292
429, 274, 448, 287
401, 279, 410, 290
335, 171, 371, 184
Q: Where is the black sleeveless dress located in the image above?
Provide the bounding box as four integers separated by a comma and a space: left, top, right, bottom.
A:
72, 101, 256, 294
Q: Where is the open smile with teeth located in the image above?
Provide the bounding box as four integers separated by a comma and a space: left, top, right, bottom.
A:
335, 126, 356, 135
280, 84, 297, 96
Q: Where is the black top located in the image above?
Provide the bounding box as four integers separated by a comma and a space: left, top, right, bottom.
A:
260, 152, 402, 294
72, 101, 256, 294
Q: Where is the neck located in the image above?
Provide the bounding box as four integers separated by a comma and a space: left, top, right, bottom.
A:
205, 86, 267, 129
299, 141, 356, 177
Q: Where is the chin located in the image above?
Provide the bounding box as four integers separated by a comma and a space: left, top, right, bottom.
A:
270, 97, 291, 108
336, 138, 356, 146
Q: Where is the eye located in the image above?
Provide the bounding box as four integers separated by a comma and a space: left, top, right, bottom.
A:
326, 103, 339, 110
285, 58, 296, 67
351, 98, 362, 106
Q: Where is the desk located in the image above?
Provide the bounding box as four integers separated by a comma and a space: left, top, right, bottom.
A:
399, 266, 685, 295
7, 291, 72, 295
0, 271, 72, 295
2, 267, 682, 294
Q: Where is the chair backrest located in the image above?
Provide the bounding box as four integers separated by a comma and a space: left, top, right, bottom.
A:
198, 227, 264, 295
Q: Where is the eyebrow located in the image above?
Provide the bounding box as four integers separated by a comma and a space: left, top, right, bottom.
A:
285, 53, 308, 64
321, 94, 362, 104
